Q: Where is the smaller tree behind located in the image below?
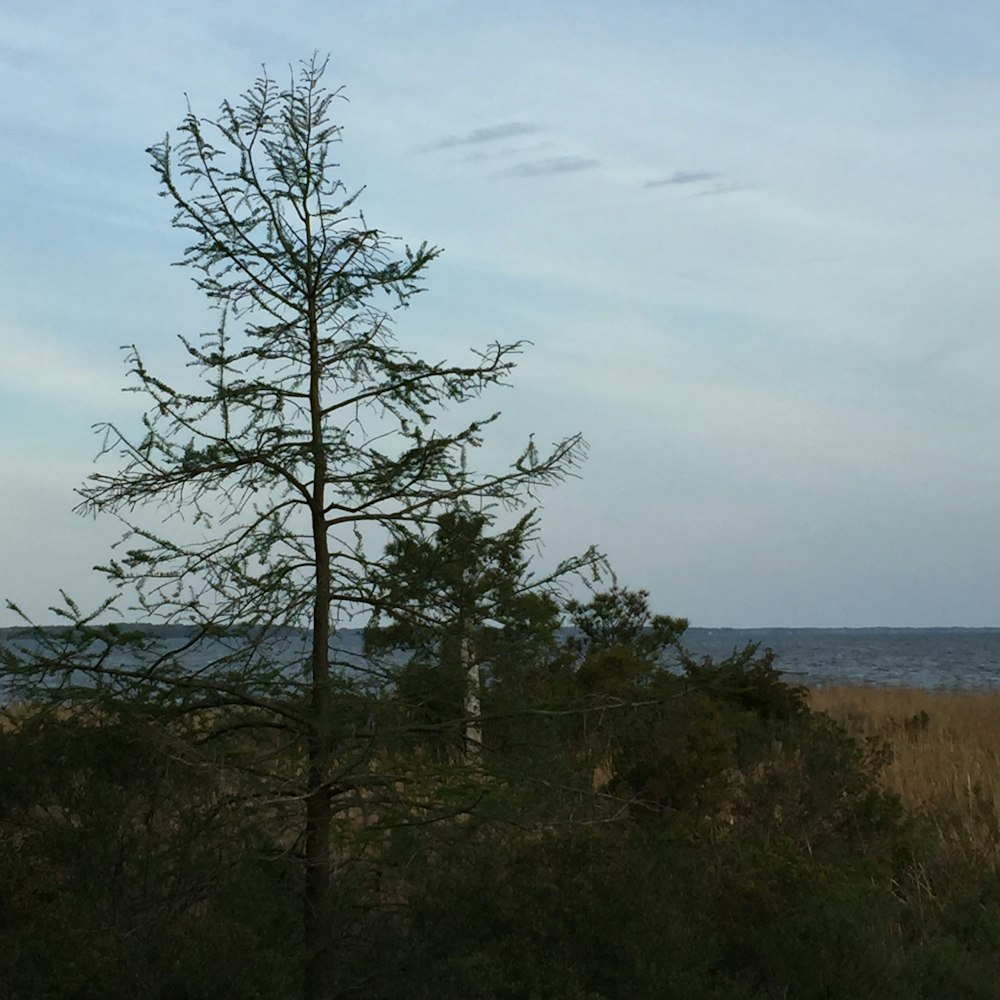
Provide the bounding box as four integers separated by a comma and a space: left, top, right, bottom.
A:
366, 505, 600, 761
565, 585, 687, 695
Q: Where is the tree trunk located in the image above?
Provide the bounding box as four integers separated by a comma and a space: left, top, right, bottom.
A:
303, 741, 334, 1000
462, 633, 482, 764
303, 275, 335, 999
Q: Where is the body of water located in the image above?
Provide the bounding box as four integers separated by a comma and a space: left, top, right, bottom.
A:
681, 627, 1000, 691
4, 626, 1000, 693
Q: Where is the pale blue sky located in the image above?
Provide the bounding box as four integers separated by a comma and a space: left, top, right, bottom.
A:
4, 1, 1000, 626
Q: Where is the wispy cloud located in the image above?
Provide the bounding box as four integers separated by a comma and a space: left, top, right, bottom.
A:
642, 171, 754, 199
690, 181, 755, 198
0, 319, 122, 410
0, 43, 40, 71
419, 122, 543, 152
459, 140, 553, 164
499, 156, 599, 178
643, 170, 720, 188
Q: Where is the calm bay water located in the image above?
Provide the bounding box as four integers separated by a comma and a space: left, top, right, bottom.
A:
680, 628, 1000, 691
4, 626, 1000, 693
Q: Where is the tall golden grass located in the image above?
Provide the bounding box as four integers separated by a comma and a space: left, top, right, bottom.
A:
809, 684, 1000, 862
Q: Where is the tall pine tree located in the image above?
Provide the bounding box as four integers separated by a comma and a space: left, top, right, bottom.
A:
5, 56, 587, 1000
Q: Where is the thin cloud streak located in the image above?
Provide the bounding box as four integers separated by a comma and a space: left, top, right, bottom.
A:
690, 181, 756, 198
644, 170, 720, 188
458, 140, 553, 163
0, 43, 39, 71
0, 322, 122, 410
499, 156, 599, 178
418, 122, 543, 152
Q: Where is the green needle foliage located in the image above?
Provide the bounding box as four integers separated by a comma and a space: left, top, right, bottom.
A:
365, 504, 602, 762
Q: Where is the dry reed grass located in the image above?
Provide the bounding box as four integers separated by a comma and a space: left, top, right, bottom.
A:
809, 684, 1000, 860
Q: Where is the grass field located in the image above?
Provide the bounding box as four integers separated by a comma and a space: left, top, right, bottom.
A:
809, 684, 1000, 860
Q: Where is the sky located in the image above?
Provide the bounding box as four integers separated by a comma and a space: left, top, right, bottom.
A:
3, 0, 1000, 628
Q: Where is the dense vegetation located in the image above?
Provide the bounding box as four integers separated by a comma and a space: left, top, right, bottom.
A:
4, 56, 1000, 998
5, 602, 1000, 998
